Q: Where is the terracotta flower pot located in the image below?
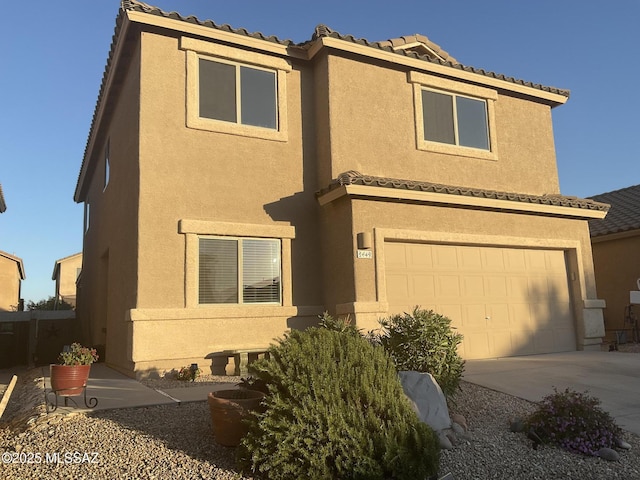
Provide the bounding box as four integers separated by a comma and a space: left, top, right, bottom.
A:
50, 364, 91, 396
207, 389, 265, 447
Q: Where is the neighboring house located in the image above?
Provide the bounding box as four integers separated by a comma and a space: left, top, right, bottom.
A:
52, 252, 82, 308
0, 251, 25, 311
588, 185, 640, 343
74, 1, 609, 378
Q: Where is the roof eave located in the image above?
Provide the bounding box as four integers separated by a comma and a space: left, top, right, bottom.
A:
74, 10, 133, 203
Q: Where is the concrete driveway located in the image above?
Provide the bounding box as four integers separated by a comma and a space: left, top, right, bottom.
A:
463, 351, 640, 435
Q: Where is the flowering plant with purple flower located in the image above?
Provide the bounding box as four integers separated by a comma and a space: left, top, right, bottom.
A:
525, 387, 621, 456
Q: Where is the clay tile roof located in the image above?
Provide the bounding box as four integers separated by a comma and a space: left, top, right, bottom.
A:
122, 1, 568, 97
321, 171, 609, 214
588, 185, 640, 237
0, 184, 5, 213
377, 34, 457, 63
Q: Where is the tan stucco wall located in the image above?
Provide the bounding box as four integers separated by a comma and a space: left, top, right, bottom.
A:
0, 255, 21, 311
321, 53, 561, 196
592, 233, 640, 340
106, 31, 325, 375
76, 38, 142, 370
55, 254, 82, 306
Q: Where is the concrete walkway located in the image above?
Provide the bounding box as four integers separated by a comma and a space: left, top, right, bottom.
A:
0, 363, 238, 415
464, 351, 640, 436
44, 363, 239, 413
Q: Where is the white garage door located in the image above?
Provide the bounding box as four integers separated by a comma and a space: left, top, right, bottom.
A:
385, 242, 576, 359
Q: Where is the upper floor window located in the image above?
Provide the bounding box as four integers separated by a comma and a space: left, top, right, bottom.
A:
199, 59, 277, 130
84, 203, 90, 234
199, 236, 281, 305
422, 90, 489, 150
103, 140, 110, 191
409, 71, 498, 161
182, 37, 291, 142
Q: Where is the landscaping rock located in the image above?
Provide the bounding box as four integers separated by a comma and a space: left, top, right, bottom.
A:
596, 447, 620, 462
450, 413, 467, 431
615, 437, 632, 450
399, 371, 451, 433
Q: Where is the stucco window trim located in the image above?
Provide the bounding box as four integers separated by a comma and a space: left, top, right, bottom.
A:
181, 37, 290, 142
179, 219, 295, 309
409, 71, 498, 161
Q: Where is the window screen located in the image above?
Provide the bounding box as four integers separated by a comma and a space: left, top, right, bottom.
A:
199, 238, 238, 304
199, 59, 237, 122
199, 59, 277, 129
199, 237, 281, 304
422, 89, 489, 150
422, 90, 455, 144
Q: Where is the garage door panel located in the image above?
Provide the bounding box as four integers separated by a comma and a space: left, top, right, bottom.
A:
485, 276, 508, 297
432, 245, 459, 269
482, 248, 506, 270
435, 276, 461, 296
386, 242, 575, 359
464, 332, 491, 359
487, 304, 510, 328
462, 304, 487, 329
508, 276, 530, 299
386, 273, 410, 302
407, 244, 433, 267
491, 331, 514, 357
462, 276, 485, 296
386, 243, 409, 268
547, 276, 572, 302
412, 275, 436, 300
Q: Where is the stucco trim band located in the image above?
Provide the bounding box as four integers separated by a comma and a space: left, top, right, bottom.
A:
318, 184, 607, 220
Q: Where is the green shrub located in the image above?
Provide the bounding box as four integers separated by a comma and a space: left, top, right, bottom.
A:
237, 327, 440, 480
318, 311, 362, 336
525, 388, 621, 456
373, 307, 464, 399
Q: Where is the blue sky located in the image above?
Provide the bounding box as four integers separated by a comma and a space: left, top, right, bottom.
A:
1, 0, 638, 304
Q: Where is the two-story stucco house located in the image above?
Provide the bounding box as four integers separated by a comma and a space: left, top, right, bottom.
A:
52, 252, 82, 308
588, 185, 640, 343
74, 1, 609, 378
0, 251, 25, 312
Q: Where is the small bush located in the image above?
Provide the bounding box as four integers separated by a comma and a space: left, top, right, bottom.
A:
525, 387, 621, 456
237, 327, 440, 480
318, 311, 362, 336
373, 307, 464, 399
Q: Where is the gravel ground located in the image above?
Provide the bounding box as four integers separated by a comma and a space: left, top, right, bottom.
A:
1, 347, 639, 479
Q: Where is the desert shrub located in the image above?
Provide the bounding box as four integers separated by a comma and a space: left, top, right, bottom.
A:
373, 307, 464, 399
318, 311, 362, 336
237, 327, 440, 480
525, 388, 621, 456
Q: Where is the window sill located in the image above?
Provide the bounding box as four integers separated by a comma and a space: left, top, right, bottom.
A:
417, 140, 498, 161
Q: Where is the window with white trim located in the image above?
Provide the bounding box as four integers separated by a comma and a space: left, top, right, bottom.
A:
199, 58, 277, 129
182, 37, 291, 142
409, 71, 498, 160
422, 89, 489, 150
199, 237, 281, 305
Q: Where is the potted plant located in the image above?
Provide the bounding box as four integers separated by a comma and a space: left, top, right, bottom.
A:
207, 389, 265, 447
50, 342, 99, 396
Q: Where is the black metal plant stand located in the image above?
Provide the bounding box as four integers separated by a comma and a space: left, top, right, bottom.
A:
43, 369, 98, 413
